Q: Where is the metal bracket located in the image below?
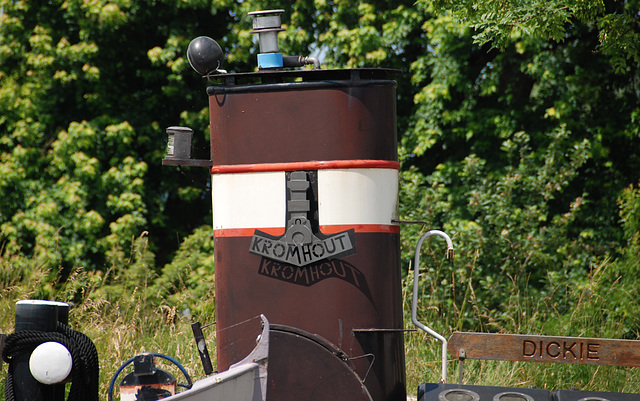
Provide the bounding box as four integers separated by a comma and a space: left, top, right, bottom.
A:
458, 348, 466, 384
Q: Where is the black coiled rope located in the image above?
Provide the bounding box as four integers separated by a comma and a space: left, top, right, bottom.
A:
2, 322, 99, 401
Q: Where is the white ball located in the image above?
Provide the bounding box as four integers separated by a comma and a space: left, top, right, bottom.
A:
29, 341, 73, 384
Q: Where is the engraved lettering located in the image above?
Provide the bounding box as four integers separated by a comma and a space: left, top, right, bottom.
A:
286, 244, 301, 266
347, 261, 362, 287
256, 258, 373, 302
273, 243, 286, 258
251, 237, 263, 252
312, 243, 325, 258
293, 267, 309, 285
249, 229, 356, 267
270, 263, 281, 276
523, 340, 536, 357
587, 343, 600, 360
282, 265, 294, 280
563, 342, 577, 359
302, 244, 313, 262
309, 265, 320, 282
261, 239, 272, 254
320, 262, 332, 276
519, 338, 604, 363
547, 341, 561, 358
325, 237, 336, 253
332, 259, 347, 278
259, 259, 271, 274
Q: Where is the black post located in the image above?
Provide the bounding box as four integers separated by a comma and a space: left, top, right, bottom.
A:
191, 322, 214, 375
9, 300, 69, 401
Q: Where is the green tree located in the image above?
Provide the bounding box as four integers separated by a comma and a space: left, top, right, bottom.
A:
398, 0, 639, 328
425, 0, 640, 73
0, 0, 231, 280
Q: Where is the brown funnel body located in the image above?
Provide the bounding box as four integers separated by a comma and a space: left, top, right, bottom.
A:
209, 69, 405, 401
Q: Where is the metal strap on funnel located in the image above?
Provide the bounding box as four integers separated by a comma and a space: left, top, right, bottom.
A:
412, 230, 454, 383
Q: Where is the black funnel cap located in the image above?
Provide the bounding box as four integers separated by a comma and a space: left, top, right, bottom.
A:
187, 36, 224, 76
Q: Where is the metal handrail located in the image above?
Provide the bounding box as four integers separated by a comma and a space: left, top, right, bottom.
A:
411, 230, 454, 383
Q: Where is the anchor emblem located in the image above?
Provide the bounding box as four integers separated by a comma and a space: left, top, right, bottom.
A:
249, 171, 356, 266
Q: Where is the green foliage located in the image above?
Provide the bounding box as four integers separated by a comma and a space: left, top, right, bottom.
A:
1, 0, 640, 394
404, 186, 640, 391
59, 228, 216, 319
424, 0, 640, 73
619, 182, 640, 250
0, 0, 220, 275
86, 232, 158, 304
396, 0, 640, 336
0, 254, 206, 400
403, 127, 592, 331
153, 226, 216, 318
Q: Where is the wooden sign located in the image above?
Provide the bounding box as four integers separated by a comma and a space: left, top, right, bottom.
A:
448, 332, 640, 367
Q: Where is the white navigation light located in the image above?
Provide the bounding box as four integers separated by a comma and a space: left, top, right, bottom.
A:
29, 341, 73, 384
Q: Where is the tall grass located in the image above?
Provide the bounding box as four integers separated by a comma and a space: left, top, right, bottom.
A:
402, 256, 640, 395
0, 242, 214, 400
2, 241, 640, 399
